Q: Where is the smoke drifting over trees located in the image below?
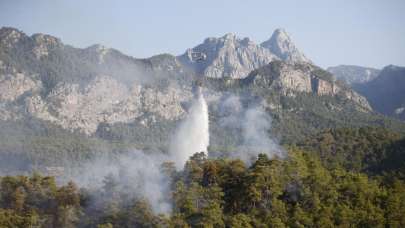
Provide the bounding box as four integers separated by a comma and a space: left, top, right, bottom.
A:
217, 94, 284, 163
59, 91, 285, 217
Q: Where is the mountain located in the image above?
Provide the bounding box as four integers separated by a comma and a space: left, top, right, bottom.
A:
178, 33, 276, 79
178, 29, 310, 79
241, 61, 370, 110
354, 65, 405, 120
260, 28, 311, 63
204, 61, 403, 145
0, 27, 200, 135
327, 65, 380, 84
1, 27, 404, 170
0, 26, 323, 137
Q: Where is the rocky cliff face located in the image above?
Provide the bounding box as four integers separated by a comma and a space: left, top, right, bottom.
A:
243, 61, 371, 111
261, 28, 311, 63
1, 69, 191, 134
327, 65, 380, 85
178, 33, 277, 79
0, 27, 374, 136
178, 29, 311, 79
0, 27, 193, 134
26, 76, 190, 134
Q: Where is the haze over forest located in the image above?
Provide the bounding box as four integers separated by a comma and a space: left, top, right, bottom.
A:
0, 1, 404, 227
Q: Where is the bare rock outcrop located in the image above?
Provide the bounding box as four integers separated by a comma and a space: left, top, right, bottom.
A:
178, 29, 311, 79
23, 76, 190, 134
244, 61, 372, 111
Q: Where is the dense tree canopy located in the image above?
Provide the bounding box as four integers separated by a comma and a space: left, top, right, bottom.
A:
0, 127, 404, 227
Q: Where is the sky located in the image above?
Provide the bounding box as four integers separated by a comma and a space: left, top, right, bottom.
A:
0, 0, 404, 68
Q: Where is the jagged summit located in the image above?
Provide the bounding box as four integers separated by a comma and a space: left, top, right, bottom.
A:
178, 29, 312, 79
0, 26, 397, 141
178, 32, 277, 79
0, 26, 23, 36
0, 26, 312, 79
0, 27, 26, 47
261, 28, 311, 63
0, 27, 61, 46
222, 32, 236, 40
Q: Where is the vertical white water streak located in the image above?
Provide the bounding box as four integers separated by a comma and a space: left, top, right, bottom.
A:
169, 89, 209, 170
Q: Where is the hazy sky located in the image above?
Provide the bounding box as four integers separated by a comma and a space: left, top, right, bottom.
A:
1, 0, 404, 68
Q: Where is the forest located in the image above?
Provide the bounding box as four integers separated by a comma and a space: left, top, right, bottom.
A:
0, 127, 404, 228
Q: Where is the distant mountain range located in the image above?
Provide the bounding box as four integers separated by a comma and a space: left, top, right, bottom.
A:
327, 64, 405, 120
0, 26, 404, 170
353, 65, 405, 120
327, 65, 380, 84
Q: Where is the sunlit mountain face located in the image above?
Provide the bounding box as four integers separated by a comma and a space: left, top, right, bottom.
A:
0, 1, 405, 226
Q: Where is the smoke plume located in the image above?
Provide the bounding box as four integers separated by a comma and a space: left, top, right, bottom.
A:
66, 150, 172, 214
218, 94, 284, 164
54, 85, 211, 215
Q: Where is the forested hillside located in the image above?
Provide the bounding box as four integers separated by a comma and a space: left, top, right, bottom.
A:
1, 26, 405, 228
1, 127, 405, 227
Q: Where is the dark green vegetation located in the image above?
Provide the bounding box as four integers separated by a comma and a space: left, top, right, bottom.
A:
2, 59, 405, 174
204, 61, 405, 144
1, 28, 405, 159
0, 119, 112, 174
1, 127, 405, 227
1, 27, 405, 227
298, 127, 405, 177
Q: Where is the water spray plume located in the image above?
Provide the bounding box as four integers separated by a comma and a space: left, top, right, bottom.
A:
169, 83, 209, 170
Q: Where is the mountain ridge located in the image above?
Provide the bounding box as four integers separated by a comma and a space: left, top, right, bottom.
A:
327, 65, 380, 84
354, 65, 405, 120
261, 28, 311, 63
178, 28, 311, 79
0, 26, 402, 142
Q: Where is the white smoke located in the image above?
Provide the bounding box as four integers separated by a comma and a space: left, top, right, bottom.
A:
169, 87, 210, 170
67, 150, 172, 214
236, 106, 284, 162
63, 86, 211, 214
218, 95, 284, 164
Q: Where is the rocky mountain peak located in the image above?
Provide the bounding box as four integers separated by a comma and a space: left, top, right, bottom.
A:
179, 29, 312, 79
0, 27, 64, 60
30, 33, 62, 59
261, 28, 311, 63
243, 61, 371, 111
0, 27, 24, 37
222, 33, 237, 41
178, 33, 278, 79
31, 33, 62, 49
0, 27, 26, 47
271, 28, 290, 41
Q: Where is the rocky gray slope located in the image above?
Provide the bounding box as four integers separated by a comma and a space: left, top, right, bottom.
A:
0, 26, 378, 138
0, 27, 195, 135
261, 28, 311, 63
354, 65, 405, 120
178, 29, 310, 79
2, 26, 405, 172
241, 61, 370, 111
327, 65, 380, 84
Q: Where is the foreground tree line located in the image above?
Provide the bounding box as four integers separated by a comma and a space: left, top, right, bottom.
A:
0, 127, 405, 227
